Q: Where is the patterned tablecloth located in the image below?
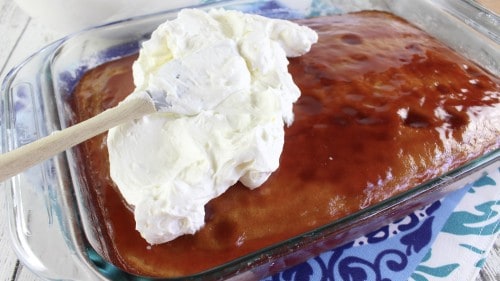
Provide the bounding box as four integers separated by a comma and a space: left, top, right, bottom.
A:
260, 166, 499, 281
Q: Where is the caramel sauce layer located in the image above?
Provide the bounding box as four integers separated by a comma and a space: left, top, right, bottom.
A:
71, 11, 499, 277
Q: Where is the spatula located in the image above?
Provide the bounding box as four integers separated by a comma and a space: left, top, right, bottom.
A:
0, 91, 157, 182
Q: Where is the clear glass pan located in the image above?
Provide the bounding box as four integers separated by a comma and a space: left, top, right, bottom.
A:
1, 0, 499, 280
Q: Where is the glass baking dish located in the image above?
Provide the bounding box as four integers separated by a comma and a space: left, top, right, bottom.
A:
1, 0, 499, 280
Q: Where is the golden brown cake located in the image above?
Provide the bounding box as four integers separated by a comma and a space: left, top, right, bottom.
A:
71, 11, 499, 277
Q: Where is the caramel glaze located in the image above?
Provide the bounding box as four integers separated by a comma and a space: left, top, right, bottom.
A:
71, 11, 500, 277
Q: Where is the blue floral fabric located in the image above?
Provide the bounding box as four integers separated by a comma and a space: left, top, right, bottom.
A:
260, 168, 499, 281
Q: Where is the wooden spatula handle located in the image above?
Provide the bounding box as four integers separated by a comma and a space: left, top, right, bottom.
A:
0, 96, 156, 182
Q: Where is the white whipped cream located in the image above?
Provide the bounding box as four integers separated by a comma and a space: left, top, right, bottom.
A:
107, 8, 317, 245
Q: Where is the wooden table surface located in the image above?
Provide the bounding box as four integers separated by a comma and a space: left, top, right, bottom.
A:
0, 0, 498, 280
